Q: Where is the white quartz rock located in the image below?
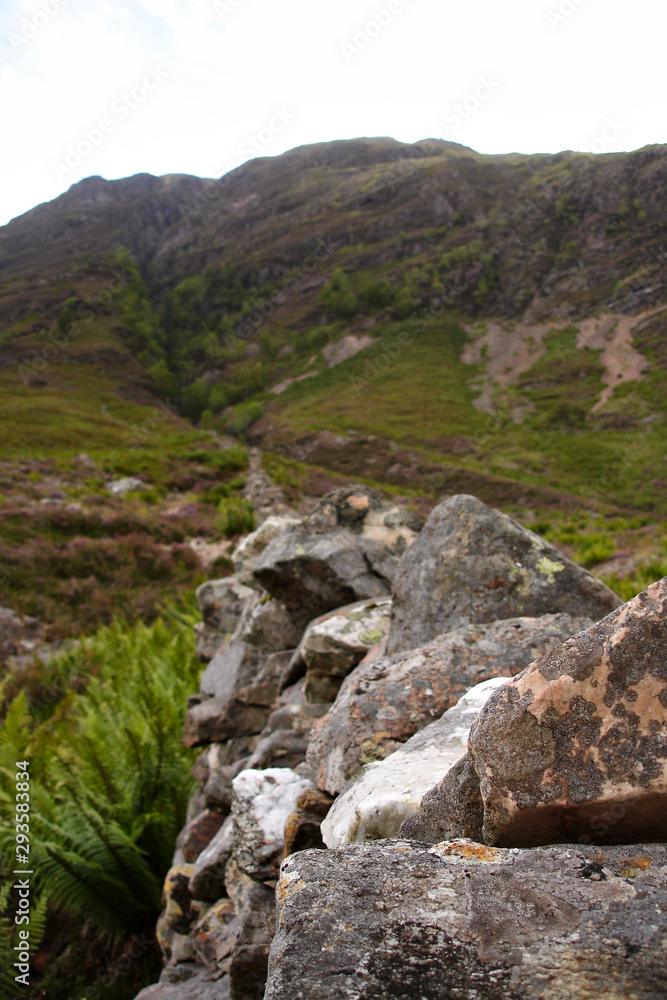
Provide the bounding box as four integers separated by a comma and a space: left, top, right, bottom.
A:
321, 677, 508, 847
232, 767, 313, 880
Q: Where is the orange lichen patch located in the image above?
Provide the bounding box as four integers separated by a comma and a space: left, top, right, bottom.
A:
347, 494, 370, 511
621, 856, 652, 871
432, 841, 504, 863
276, 873, 305, 905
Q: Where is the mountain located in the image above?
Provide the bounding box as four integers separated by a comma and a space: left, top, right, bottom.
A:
1, 136, 667, 635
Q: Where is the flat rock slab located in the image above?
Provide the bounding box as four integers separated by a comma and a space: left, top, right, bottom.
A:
469, 576, 667, 847
266, 839, 667, 1000
307, 613, 591, 795
322, 677, 507, 847
232, 767, 313, 881
387, 493, 621, 654
290, 597, 392, 703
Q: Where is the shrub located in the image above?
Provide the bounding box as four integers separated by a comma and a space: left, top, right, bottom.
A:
318, 269, 358, 318
216, 497, 255, 537
574, 533, 616, 568
225, 401, 264, 438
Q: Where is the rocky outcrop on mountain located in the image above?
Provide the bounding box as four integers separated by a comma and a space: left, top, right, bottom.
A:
387, 493, 622, 654
306, 612, 592, 795
265, 840, 667, 1000
137, 489, 667, 1000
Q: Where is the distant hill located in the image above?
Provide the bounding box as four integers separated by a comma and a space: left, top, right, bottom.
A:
1, 137, 667, 624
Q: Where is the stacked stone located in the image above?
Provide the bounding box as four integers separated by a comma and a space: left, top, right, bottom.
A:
137, 491, 667, 1000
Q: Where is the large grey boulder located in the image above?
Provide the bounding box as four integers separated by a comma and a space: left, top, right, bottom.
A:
467, 575, 667, 847
252, 486, 422, 627
322, 677, 507, 847
266, 840, 667, 1000
387, 493, 622, 654
306, 613, 591, 795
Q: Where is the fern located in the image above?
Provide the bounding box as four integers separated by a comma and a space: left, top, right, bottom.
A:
0, 604, 199, 945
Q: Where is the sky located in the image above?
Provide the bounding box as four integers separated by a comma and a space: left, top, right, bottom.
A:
0, 0, 665, 227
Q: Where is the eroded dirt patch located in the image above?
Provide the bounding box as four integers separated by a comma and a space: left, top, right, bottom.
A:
464, 310, 664, 414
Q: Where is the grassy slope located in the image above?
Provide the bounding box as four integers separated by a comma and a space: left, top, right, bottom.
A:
0, 271, 251, 638
1, 142, 667, 628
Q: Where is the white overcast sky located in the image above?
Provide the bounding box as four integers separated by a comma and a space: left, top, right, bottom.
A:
0, 0, 665, 227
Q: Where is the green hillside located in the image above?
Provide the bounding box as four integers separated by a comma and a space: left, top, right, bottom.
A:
1, 138, 667, 638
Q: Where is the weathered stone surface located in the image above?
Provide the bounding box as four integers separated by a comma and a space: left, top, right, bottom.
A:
201, 744, 255, 812
184, 696, 267, 749
241, 598, 303, 653
232, 767, 314, 881
284, 788, 334, 857
469, 576, 667, 847
399, 753, 485, 844
243, 681, 330, 771
195, 577, 256, 662
232, 515, 301, 588
180, 809, 225, 865
323, 677, 507, 847
387, 493, 622, 654
191, 899, 238, 974
289, 598, 392, 703
252, 486, 422, 627
134, 966, 227, 1000
266, 840, 667, 1000
307, 613, 590, 795
244, 729, 311, 772
189, 816, 235, 901
228, 881, 276, 1000
184, 645, 288, 748
156, 864, 197, 961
